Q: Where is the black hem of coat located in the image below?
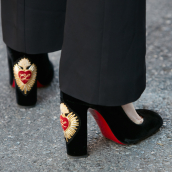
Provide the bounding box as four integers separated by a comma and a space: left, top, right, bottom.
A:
60, 84, 146, 107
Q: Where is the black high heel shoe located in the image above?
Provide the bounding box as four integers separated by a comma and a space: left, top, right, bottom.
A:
60, 91, 163, 158
13, 57, 37, 107
7, 46, 54, 106
7, 46, 54, 88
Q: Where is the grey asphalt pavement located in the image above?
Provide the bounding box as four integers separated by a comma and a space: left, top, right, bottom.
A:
0, 0, 172, 171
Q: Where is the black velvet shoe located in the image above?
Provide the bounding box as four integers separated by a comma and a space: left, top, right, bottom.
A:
13, 57, 37, 107
60, 91, 163, 158
7, 46, 54, 88
60, 98, 88, 158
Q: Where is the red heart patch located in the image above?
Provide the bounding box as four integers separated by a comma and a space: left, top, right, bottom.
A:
18, 71, 32, 84
60, 115, 69, 131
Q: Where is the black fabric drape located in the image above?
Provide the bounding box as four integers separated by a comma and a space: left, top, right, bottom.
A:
59, 0, 146, 106
1, 0, 66, 54
1, 0, 146, 106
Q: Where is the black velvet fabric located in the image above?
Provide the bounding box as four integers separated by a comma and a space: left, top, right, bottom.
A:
93, 106, 163, 144
15, 78, 37, 106
13, 57, 37, 106
7, 46, 54, 86
7, 49, 13, 85
61, 95, 88, 156
61, 91, 163, 155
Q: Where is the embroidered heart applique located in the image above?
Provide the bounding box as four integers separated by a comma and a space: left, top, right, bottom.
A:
60, 115, 70, 131
60, 103, 80, 143
18, 71, 32, 84
13, 58, 37, 95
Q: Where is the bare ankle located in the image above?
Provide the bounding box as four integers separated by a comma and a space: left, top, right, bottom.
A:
122, 103, 144, 124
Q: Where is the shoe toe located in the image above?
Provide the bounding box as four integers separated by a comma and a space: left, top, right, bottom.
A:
137, 109, 163, 131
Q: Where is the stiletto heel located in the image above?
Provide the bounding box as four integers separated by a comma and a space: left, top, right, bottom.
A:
60, 92, 163, 158
13, 57, 37, 107
60, 94, 88, 158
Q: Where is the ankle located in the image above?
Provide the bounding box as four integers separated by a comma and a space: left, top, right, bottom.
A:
122, 103, 144, 124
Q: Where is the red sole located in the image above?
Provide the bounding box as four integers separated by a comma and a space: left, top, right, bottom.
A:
12, 79, 44, 88
89, 108, 125, 145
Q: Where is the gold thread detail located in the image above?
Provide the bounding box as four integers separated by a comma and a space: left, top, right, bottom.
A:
13, 58, 37, 95
60, 103, 70, 114
60, 103, 80, 142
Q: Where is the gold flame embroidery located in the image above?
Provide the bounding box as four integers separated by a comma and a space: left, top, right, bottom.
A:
60, 103, 80, 142
13, 58, 37, 95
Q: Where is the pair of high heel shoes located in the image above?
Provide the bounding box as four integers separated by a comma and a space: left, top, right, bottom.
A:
7, 46, 54, 107
7, 46, 163, 159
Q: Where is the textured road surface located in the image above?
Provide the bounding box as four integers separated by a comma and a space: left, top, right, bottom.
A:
0, 0, 172, 171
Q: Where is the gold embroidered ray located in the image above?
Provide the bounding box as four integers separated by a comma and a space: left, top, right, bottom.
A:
13, 58, 37, 95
